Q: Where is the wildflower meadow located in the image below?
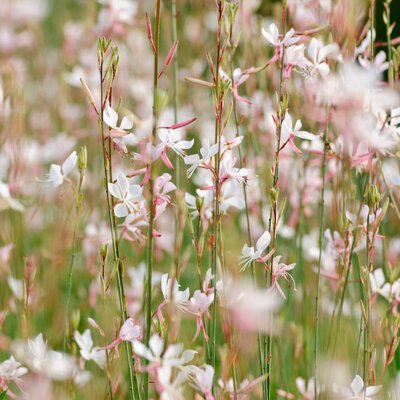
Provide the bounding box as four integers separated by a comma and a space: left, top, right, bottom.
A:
1, 0, 400, 398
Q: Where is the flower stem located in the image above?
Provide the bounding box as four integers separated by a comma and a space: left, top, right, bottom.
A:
313, 106, 329, 399
144, 1, 161, 398
210, 1, 224, 394
98, 47, 140, 400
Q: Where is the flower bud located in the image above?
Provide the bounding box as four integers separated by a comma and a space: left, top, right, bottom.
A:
78, 146, 87, 174
370, 184, 382, 207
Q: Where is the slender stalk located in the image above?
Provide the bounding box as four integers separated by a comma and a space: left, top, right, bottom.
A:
313, 107, 329, 399
98, 48, 140, 400
227, 14, 265, 398
264, 20, 286, 399
170, 0, 182, 279
144, 2, 161, 398
63, 198, 80, 352
64, 169, 85, 354
210, 1, 224, 394
101, 279, 115, 400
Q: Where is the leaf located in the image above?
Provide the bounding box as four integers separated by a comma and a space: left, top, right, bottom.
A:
185, 77, 215, 88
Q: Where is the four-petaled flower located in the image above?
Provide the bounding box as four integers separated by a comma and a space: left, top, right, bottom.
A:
109, 172, 143, 217
156, 273, 190, 322
186, 290, 214, 341
184, 140, 219, 178
158, 129, 194, 170
262, 23, 299, 55
187, 365, 214, 400
271, 255, 296, 299
0, 356, 27, 392
43, 151, 77, 188
101, 317, 142, 351
240, 231, 273, 271
332, 375, 381, 400
281, 112, 317, 155
133, 334, 196, 368
74, 329, 106, 368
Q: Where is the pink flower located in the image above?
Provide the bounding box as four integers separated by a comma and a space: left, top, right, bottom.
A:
271, 255, 296, 299
100, 318, 141, 351
153, 173, 176, 206
186, 290, 214, 341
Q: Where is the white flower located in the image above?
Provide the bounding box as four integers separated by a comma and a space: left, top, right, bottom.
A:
284, 44, 309, 78
187, 365, 214, 399
103, 104, 133, 132
103, 105, 136, 153
305, 38, 342, 78
7, 276, 23, 300
184, 140, 219, 178
26, 333, 76, 381
0, 356, 27, 390
369, 268, 386, 295
296, 376, 323, 399
332, 375, 381, 400
240, 231, 271, 271
160, 273, 190, 310
261, 23, 299, 49
108, 172, 143, 217
158, 130, 194, 157
42, 150, 77, 188
133, 334, 196, 367
157, 365, 188, 400
74, 329, 106, 368
281, 112, 317, 155
0, 181, 23, 212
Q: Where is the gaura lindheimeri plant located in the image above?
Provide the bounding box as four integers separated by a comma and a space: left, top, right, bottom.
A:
2, 0, 400, 399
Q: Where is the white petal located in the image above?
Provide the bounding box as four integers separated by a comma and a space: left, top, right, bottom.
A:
350, 375, 364, 395
184, 154, 200, 165
117, 172, 129, 197
62, 151, 77, 176
108, 182, 122, 199
149, 334, 164, 357
256, 231, 271, 252
365, 385, 382, 396
114, 203, 128, 218
48, 164, 63, 187
128, 184, 143, 199
307, 38, 318, 63
297, 131, 317, 140
103, 105, 118, 129
132, 340, 153, 361
176, 139, 194, 150
120, 116, 133, 131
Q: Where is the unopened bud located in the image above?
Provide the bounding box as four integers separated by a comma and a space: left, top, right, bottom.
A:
78, 146, 87, 174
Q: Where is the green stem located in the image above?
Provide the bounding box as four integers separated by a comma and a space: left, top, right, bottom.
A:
210, 2, 223, 394
144, 2, 161, 398
98, 56, 140, 400
170, 0, 182, 279
313, 108, 329, 399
